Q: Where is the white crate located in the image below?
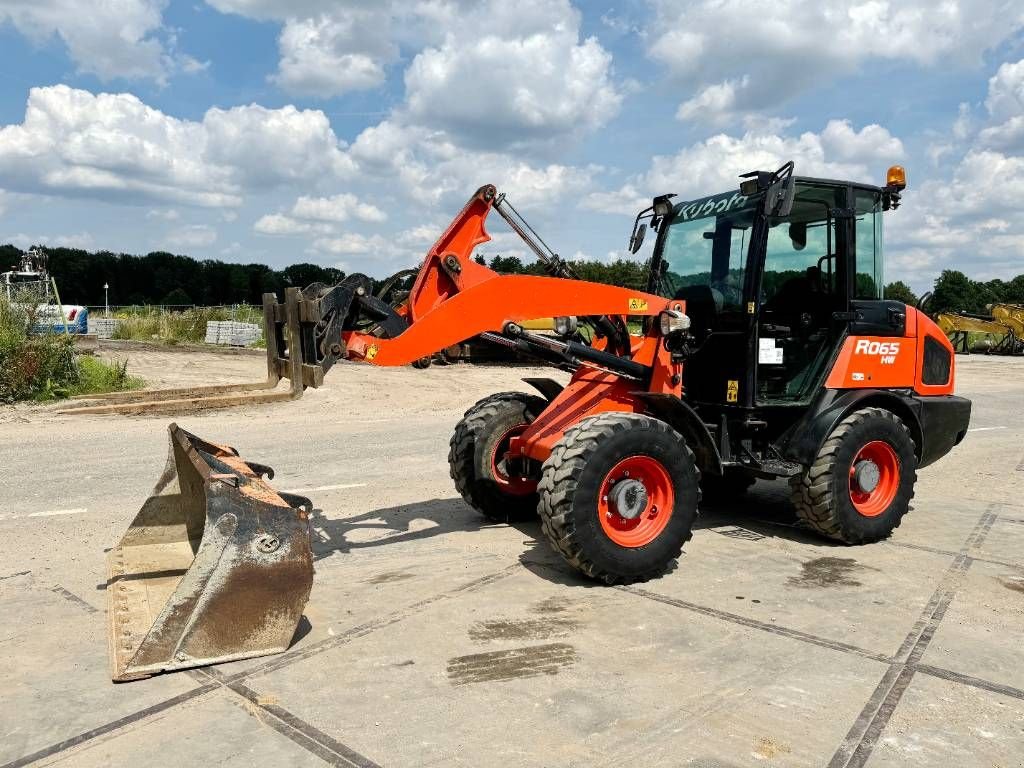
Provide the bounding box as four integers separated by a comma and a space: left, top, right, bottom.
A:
204, 320, 262, 347
89, 318, 120, 339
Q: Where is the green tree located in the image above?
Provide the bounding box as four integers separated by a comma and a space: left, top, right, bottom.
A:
489, 254, 526, 273
883, 281, 918, 305
930, 270, 984, 316
1004, 275, 1024, 304
161, 288, 193, 305
0, 244, 23, 272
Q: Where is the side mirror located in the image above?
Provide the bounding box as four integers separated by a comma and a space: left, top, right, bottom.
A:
629, 222, 647, 254
774, 174, 796, 217
789, 222, 807, 250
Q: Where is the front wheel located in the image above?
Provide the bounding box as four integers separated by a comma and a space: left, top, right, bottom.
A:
790, 407, 917, 543
537, 413, 700, 584
449, 392, 547, 522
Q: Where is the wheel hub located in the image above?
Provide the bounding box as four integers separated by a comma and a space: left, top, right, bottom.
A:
608, 478, 648, 520
852, 459, 881, 494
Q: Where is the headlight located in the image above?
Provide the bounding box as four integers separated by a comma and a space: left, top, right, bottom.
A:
659, 310, 690, 337
553, 315, 578, 337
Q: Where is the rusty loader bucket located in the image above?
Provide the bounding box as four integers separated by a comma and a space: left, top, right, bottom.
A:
108, 424, 314, 681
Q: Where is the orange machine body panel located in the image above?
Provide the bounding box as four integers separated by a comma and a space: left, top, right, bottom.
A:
509, 321, 682, 463
825, 307, 955, 396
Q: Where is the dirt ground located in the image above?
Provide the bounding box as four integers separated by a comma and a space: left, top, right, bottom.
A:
1, 345, 1022, 767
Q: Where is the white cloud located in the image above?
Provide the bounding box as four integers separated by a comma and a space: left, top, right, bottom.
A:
648, 0, 1024, 122
166, 225, 217, 248
2, 231, 94, 250
985, 59, 1024, 121
676, 78, 749, 126
348, 118, 598, 209
312, 232, 390, 255
584, 120, 903, 214
881, 60, 1024, 285
146, 208, 180, 220
404, 0, 621, 148
254, 214, 314, 236
290, 193, 386, 223
1, 0, 169, 81
271, 11, 396, 96
202, 102, 355, 185
254, 191, 385, 237
0, 85, 355, 208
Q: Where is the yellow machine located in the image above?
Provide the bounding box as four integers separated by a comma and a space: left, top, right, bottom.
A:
936, 311, 1022, 354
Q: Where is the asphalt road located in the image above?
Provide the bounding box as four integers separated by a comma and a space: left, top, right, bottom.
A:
1, 349, 1022, 767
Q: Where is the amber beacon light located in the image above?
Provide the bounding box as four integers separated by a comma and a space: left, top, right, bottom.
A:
886, 165, 907, 190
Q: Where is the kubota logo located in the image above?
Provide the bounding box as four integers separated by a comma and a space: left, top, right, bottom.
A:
854, 339, 900, 365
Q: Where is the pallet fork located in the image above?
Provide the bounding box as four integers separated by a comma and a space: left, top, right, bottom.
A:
60, 287, 312, 416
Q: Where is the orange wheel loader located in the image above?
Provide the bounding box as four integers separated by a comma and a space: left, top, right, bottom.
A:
106, 162, 971, 681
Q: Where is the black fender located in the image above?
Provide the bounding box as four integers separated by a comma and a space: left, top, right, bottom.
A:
633, 393, 724, 476
522, 377, 565, 402
776, 388, 925, 468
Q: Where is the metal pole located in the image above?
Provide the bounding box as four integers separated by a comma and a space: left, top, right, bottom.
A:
104, 283, 109, 317
50, 277, 70, 335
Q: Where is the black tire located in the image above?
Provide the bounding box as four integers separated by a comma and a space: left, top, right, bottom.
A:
537, 412, 700, 584
449, 392, 547, 522
789, 407, 917, 544
700, 470, 756, 504
412, 355, 432, 369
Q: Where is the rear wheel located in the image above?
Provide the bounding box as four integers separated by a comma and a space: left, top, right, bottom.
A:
449, 392, 547, 523
790, 407, 916, 543
537, 413, 700, 584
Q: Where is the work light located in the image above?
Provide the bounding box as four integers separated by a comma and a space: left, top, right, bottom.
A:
553, 315, 578, 337
659, 310, 690, 337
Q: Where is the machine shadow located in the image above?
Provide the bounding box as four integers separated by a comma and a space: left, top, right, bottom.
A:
306, 481, 839, 587
307, 497, 493, 560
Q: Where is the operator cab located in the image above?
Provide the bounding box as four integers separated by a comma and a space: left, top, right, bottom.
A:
642, 164, 905, 426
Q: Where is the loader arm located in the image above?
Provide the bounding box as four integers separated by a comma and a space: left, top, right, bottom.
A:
289, 184, 672, 374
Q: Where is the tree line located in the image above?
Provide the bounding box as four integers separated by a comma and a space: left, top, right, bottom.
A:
3, 243, 1022, 317
0, 244, 344, 307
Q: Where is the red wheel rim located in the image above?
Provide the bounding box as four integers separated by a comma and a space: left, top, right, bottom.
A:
490, 425, 536, 496
849, 440, 900, 517
598, 455, 674, 547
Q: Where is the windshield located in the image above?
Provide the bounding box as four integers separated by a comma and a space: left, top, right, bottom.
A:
654, 191, 758, 313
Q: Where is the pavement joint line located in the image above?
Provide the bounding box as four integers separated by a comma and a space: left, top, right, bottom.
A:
49, 585, 99, 614
283, 483, 368, 494
220, 562, 523, 684
1, 564, 519, 768
619, 585, 892, 664
914, 664, 1024, 702
0, 508, 88, 521
887, 539, 1021, 571
827, 506, 999, 768
5, 507, 1013, 767
189, 670, 381, 768
0, 682, 221, 768
527, 555, 900, 664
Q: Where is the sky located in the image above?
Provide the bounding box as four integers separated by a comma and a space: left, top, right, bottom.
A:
0, 1, 1023, 295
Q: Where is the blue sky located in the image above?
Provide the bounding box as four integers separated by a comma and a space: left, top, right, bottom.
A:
1, 1, 1023, 295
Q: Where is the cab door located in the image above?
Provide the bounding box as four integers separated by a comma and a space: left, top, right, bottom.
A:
755, 182, 850, 404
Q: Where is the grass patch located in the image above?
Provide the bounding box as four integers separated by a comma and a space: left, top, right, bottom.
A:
0, 295, 144, 402
69, 356, 144, 397
110, 305, 265, 346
